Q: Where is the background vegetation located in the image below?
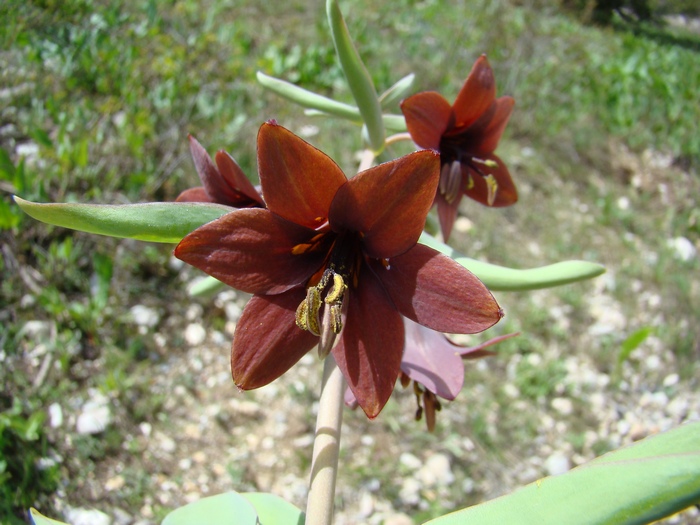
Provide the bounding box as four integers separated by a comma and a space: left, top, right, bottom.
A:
1, 0, 698, 523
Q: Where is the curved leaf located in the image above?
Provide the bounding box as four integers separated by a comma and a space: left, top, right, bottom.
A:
162, 491, 258, 525
379, 73, 415, 109
424, 422, 700, 525
257, 71, 362, 122
303, 109, 407, 133
14, 197, 232, 243
419, 233, 605, 291
326, 0, 385, 152
241, 492, 305, 525
188, 275, 227, 297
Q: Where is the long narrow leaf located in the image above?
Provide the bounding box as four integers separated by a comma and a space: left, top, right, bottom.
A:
14, 197, 232, 243
419, 232, 605, 291
257, 71, 362, 122
379, 73, 415, 109
425, 421, 700, 525
326, 0, 385, 152
304, 109, 407, 132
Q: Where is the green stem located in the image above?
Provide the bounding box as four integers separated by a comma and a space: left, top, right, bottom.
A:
305, 354, 345, 525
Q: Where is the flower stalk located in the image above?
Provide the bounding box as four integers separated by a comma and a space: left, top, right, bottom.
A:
306, 354, 346, 525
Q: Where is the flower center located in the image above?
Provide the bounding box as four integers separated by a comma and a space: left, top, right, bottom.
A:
295, 233, 361, 357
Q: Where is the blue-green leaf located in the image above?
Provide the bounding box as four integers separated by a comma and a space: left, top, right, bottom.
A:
14, 197, 232, 243
419, 233, 605, 291
326, 0, 385, 152
424, 421, 700, 525
241, 493, 305, 525
161, 492, 258, 525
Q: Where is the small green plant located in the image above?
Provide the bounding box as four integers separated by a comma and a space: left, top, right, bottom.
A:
0, 399, 59, 524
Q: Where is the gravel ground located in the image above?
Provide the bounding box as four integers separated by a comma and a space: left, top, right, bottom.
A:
44, 281, 700, 525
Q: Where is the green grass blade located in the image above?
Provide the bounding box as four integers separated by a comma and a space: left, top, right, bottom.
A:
424, 422, 700, 525
326, 0, 385, 152
14, 197, 231, 243
419, 233, 605, 291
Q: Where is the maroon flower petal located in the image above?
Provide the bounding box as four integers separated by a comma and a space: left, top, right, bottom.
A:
333, 266, 404, 418
176, 187, 214, 203
435, 191, 462, 242
188, 135, 244, 206
174, 208, 328, 295
469, 96, 515, 157
372, 243, 503, 334
401, 318, 465, 401
400, 92, 453, 151
257, 122, 346, 229
232, 289, 318, 389
452, 55, 497, 129
328, 150, 440, 258
463, 153, 517, 207
214, 150, 265, 207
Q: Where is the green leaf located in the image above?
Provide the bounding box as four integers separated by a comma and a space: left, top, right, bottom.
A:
29, 508, 70, 525
379, 73, 415, 109
326, 0, 385, 152
424, 422, 700, 525
241, 493, 305, 525
257, 71, 362, 122
419, 233, 605, 291
162, 492, 258, 525
14, 197, 232, 243
617, 326, 655, 368
303, 109, 407, 133
188, 275, 227, 297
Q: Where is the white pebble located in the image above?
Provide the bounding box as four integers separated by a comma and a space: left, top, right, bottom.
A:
184, 323, 207, 346
545, 452, 570, 476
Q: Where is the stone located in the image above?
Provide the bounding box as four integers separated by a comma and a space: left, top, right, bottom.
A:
129, 305, 160, 328
76, 392, 112, 435
64, 507, 112, 525
184, 323, 206, 346
417, 453, 454, 487
544, 452, 570, 476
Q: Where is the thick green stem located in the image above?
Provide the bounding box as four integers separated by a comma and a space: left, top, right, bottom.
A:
305, 354, 345, 525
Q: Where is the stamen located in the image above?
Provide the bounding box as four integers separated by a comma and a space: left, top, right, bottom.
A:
471, 156, 499, 169
295, 286, 322, 335
296, 269, 348, 357
483, 174, 498, 206
439, 160, 462, 203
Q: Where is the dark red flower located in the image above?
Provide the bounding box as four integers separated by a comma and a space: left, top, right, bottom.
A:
400, 55, 517, 240
174, 121, 503, 418
176, 135, 264, 208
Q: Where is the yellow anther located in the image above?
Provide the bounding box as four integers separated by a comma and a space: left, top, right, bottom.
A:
325, 273, 346, 305
484, 174, 498, 206
295, 286, 322, 335
328, 304, 343, 334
